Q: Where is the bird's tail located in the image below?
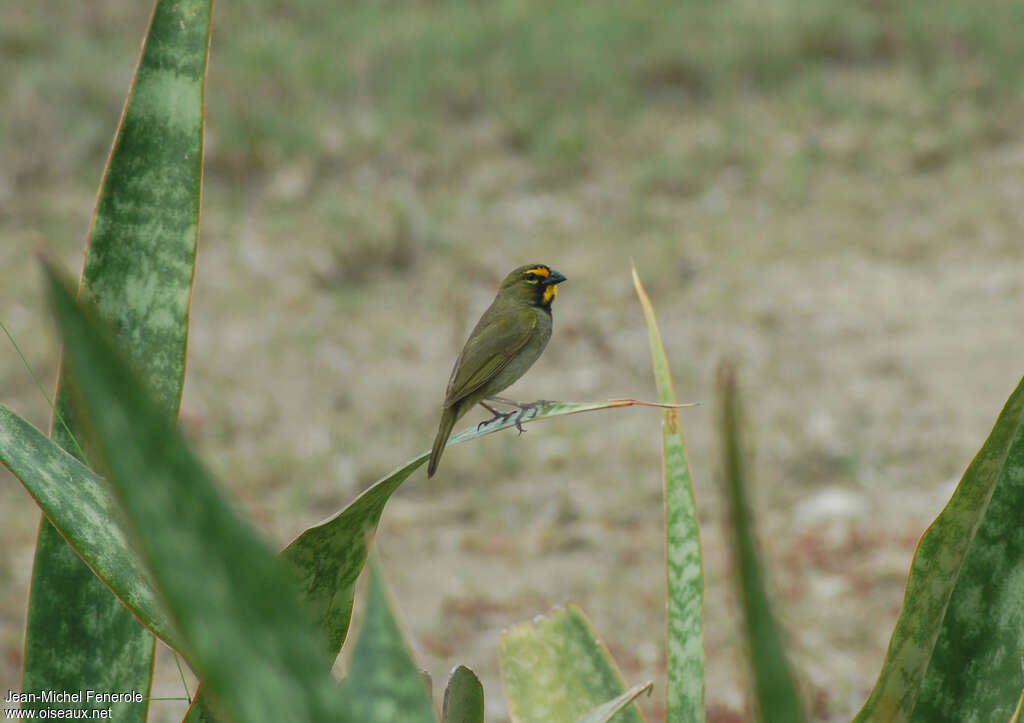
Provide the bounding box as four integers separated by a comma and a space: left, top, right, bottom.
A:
427, 407, 457, 477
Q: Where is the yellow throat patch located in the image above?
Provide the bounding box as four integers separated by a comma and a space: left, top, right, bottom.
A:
542, 283, 557, 304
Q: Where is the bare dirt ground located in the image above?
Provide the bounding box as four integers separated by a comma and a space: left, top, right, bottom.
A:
3, 8, 1024, 721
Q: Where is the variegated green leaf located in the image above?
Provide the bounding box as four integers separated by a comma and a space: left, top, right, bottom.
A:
338, 555, 435, 722
23, 0, 211, 716
631, 266, 704, 721
499, 603, 644, 723
0, 405, 180, 649
43, 262, 350, 723
856, 375, 1024, 722
283, 397, 691, 656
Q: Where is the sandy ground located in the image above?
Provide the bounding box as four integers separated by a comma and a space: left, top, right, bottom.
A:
3, 59, 1024, 723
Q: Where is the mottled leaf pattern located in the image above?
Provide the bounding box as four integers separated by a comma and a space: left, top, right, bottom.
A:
44, 265, 351, 723
283, 397, 691, 655
23, 0, 211, 715
500, 603, 644, 723
338, 556, 435, 722
631, 266, 704, 721
856, 376, 1024, 722
0, 406, 179, 648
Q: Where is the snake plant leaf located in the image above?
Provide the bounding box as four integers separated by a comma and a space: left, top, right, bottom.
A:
442, 665, 485, 723
717, 363, 804, 722
43, 263, 351, 723
282, 397, 692, 657
23, 0, 211, 715
855, 375, 1024, 722
577, 681, 655, 723
631, 266, 704, 721
2, 371, 684, 686
0, 405, 180, 649
337, 555, 436, 723
499, 603, 644, 723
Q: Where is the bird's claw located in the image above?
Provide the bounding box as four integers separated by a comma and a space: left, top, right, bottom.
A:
478, 399, 552, 433
478, 408, 519, 431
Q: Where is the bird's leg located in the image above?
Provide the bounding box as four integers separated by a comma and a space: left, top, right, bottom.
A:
483, 397, 553, 433
477, 399, 530, 433
477, 400, 518, 431
479, 400, 502, 416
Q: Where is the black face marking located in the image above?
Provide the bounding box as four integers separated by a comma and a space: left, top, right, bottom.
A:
521, 265, 551, 285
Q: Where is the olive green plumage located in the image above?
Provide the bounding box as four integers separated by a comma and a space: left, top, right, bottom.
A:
427, 264, 567, 477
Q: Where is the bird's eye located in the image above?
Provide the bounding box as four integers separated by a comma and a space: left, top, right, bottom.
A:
523, 273, 539, 283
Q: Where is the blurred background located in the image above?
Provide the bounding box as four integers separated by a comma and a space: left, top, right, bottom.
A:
3, 0, 1024, 720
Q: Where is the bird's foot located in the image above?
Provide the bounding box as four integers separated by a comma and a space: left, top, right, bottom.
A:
477, 400, 513, 431
476, 407, 522, 432
481, 398, 553, 433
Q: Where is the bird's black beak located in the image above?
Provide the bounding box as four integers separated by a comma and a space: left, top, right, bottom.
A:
544, 270, 567, 286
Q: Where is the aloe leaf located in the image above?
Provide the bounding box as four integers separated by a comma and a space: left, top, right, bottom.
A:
499, 603, 644, 723
717, 363, 804, 722
338, 555, 436, 723
855, 375, 1024, 722
23, 0, 211, 714
283, 397, 690, 656
631, 266, 704, 721
442, 665, 484, 723
43, 263, 351, 723
577, 681, 654, 723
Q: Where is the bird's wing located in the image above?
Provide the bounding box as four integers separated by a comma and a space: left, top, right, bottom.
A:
444, 307, 537, 408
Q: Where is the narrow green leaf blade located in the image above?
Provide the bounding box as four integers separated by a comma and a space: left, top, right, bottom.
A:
338, 556, 435, 723
443, 665, 484, 723
24, 0, 211, 714
717, 364, 804, 722
499, 603, 644, 723
631, 266, 704, 721
855, 375, 1024, 722
283, 397, 690, 655
44, 264, 350, 723
0, 406, 180, 649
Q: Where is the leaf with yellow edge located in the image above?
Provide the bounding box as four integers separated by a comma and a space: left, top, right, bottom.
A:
631, 265, 704, 722
855, 376, 1024, 722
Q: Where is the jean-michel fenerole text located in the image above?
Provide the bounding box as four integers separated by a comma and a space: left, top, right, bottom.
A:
6, 689, 144, 705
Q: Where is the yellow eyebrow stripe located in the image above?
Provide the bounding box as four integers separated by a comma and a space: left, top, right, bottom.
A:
525, 266, 550, 277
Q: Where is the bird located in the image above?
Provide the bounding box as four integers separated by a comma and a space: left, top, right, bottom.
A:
427, 264, 567, 477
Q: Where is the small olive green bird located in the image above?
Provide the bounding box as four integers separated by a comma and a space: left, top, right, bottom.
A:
427, 264, 567, 477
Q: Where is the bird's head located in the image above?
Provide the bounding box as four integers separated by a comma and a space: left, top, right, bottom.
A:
499, 264, 568, 309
